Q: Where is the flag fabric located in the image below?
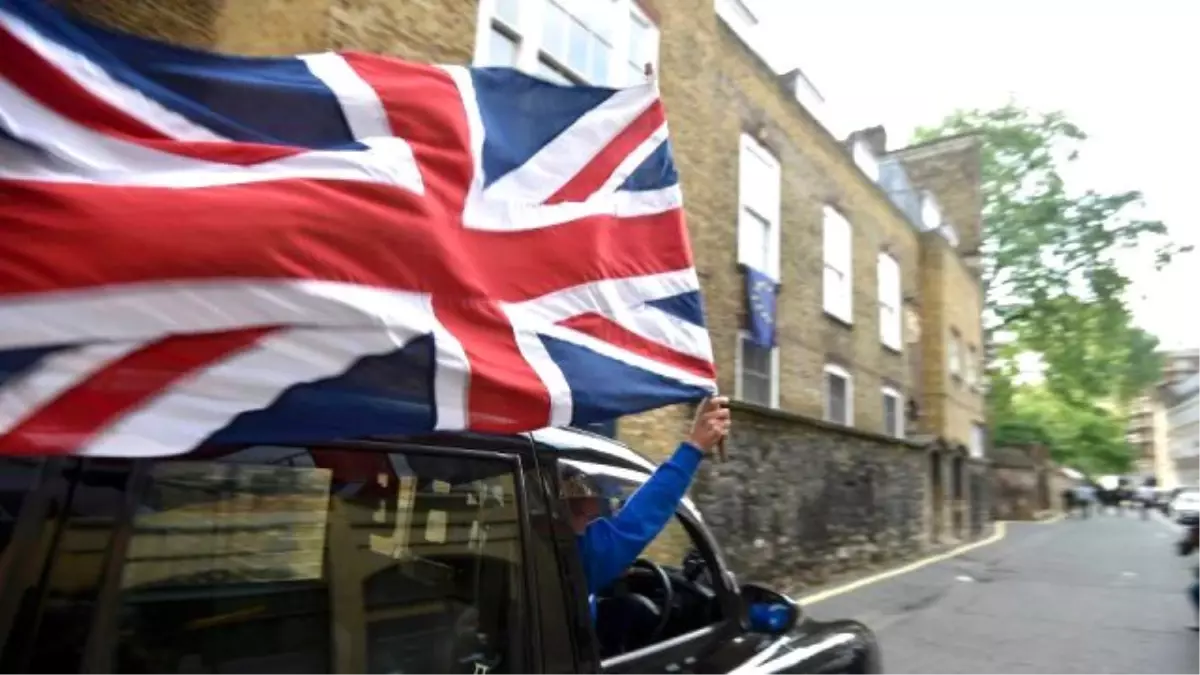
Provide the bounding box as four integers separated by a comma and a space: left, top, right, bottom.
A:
0, 0, 716, 458
743, 266, 778, 349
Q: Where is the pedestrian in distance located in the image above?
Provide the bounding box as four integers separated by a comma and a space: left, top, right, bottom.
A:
1061, 488, 1075, 518
1072, 483, 1096, 519
1136, 481, 1156, 521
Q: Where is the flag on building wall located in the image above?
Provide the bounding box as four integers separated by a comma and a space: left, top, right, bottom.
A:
744, 266, 779, 348
0, 0, 716, 458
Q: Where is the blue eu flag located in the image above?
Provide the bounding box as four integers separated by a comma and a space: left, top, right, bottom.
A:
744, 266, 778, 348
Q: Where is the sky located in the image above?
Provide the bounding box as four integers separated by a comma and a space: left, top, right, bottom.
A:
751, 0, 1198, 351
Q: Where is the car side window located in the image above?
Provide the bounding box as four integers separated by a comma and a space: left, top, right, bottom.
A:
10, 445, 532, 674
555, 458, 728, 667
639, 517, 693, 569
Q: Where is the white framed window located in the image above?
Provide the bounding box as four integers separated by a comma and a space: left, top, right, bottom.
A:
966, 345, 978, 388
473, 0, 659, 87
919, 190, 941, 232
882, 386, 904, 439
948, 330, 962, 378
823, 206, 853, 323
823, 364, 853, 426
737, 134, 781, 279
877, 252, 901, 351
735, 332, 779, 408
970, 422, 986, 459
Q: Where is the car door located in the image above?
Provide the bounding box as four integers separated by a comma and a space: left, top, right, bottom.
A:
0, 439, 551, 674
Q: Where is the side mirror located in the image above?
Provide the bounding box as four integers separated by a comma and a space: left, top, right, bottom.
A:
740, 582, 801, 635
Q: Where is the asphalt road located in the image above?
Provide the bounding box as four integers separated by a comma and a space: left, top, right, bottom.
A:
805, 513, 1199, 674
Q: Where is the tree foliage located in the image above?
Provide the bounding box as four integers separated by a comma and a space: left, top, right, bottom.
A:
997, 386, 1133, 475
913, 102, 1187, 467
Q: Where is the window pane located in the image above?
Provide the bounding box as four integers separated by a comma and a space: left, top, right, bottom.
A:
556, 460, 726, 653
0, 457, 41, 561
542, 2, 571, 62
16, 460, 133, 673
589, 36, 610, 83
883, 394, 898, 436
738, 207, 770, 273
494, 0, 520, 26
745, 372, 771, 406
824, 265, 847, 317
740, 147, 778, 217
81, 449, 526, 674
627, 12, 651, 67
740, 339, 772, 406
882, 304, 901, 349
741, 338, 771, 375
487, 28, 519, 67
566, 18, 591, 76
826, 374, 847, 425
536, 57, 574, 85
572, 0, 615, 42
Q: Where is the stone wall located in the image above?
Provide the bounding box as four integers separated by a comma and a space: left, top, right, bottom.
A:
989, 445, 1056, 520
693, 403, 928, 590
990, 464, 1042, 521
967, 459, 992, 537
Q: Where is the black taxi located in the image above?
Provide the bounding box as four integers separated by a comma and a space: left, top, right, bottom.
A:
0, 426, 881, 673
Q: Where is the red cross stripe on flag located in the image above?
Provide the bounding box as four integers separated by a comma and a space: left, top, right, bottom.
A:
0, 0, 716, 458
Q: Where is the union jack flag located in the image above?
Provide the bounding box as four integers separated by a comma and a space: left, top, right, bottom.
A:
0, 0, 716, 458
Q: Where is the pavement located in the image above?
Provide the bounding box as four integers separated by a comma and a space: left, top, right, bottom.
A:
803, 512, 1199, 674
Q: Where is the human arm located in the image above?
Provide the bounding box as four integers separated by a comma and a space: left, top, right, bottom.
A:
577, 397, 730, 594
578, 441, 703, 594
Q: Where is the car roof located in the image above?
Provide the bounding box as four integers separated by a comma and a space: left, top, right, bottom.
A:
528, 427, 703, 521
528, 427, 659, 474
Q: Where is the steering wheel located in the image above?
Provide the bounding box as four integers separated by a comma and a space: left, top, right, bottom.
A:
630, 558, 674, 642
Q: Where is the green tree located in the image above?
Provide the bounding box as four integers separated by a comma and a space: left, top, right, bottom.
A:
1002, 386, 1133, 474
914, 103, 1186, 468
913, 103, 1186, 406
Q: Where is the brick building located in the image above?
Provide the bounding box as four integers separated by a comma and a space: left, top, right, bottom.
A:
60, 0, 990, 585
1127, 348, 1200, 487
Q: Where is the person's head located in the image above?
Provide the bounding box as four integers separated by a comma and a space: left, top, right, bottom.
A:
560, 472, 605, 535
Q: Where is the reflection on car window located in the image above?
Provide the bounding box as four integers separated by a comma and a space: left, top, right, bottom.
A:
16, 446, 528, 674
15, 460, 133, 673
559, 459, 696, 569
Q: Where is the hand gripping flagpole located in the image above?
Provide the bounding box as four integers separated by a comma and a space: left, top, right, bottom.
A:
644, 61, 728, 465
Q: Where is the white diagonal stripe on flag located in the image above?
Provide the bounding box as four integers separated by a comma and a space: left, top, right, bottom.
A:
0, 341, 149, 436
597, 121, 669, 194
0, 280, 438, 350
77, 326, 430, 457
0, 76, 424, 190
481, 84, 659, 204
299, 52, 393, 140
535, 321, 716, 392
0, 6, 226, 141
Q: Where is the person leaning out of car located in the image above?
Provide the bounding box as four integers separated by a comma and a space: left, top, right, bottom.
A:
561, 397, 731, 617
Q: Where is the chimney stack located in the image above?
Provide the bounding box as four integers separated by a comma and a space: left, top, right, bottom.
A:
861, 125, 888, 155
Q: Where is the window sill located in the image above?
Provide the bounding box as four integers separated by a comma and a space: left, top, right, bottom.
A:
881, 342, 903, 356
823, 310, 853, 329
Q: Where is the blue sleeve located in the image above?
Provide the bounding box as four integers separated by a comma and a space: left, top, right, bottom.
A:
578, 442, 703, 595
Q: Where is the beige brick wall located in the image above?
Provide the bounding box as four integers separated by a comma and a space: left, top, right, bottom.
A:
622, 10, 921, 448
892, 135, 987, 449
916, 236, 985, 447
